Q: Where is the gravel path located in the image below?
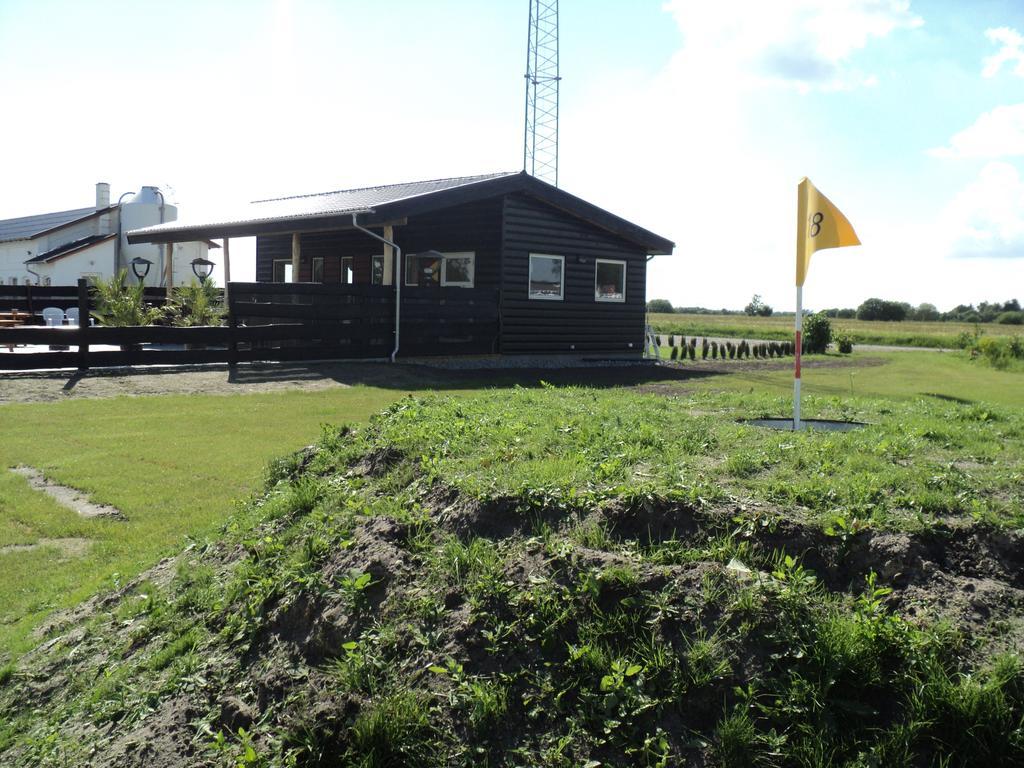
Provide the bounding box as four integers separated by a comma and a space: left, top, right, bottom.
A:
0, 362, 391, 404
0, 355, 883, 406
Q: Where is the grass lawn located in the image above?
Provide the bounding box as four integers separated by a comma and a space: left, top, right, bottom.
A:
648, 311, 1024, 348
0, 351, 1020, 659
693, 350, 1024, 407
3, 365, 1022, 765
0, 385, 412, 656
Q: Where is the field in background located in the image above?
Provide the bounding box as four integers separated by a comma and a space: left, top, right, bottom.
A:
648, 312, 1024, 348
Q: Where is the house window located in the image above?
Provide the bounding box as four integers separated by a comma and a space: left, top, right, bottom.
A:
405, 252, 476, 288
441, 252, 474, 288
595, 259, 626, 302
312, 257, 324, 283
371, 255, 385, 285
341, 256, 354, 284
528, 253, 564, 300
405, 253, 440, 287
273, 259, 292, 283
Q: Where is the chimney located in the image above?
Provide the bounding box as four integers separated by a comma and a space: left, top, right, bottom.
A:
96, 182, 110, 209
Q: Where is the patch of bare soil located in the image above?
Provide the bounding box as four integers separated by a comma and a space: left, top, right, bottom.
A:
730, 515, 1024, 655
10, 465, 125, 519
0, 537, 91, 557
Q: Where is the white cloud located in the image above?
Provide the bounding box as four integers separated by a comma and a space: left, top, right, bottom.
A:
662, 0, 923, 92
928, 104, 1024, 159
941, 162, 1024, 259
560, 2, 927, 313
983, 26, 1024, 78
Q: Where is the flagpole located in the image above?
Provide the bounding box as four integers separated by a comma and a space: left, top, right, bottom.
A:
794, 285, 803, 430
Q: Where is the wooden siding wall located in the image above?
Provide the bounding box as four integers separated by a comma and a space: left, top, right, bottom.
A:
256, 230, 385, 283
254, 198, 504, 290
395, 197, 503, 291
500, 194, 646, 355
253, 194, 647, 357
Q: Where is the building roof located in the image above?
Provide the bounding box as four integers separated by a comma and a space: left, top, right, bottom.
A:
25, 234, 115, 263
0, 206, 100, 244
128, 171, 675, 255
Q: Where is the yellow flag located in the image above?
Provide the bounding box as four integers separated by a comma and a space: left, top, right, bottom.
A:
796, 177, 861, 287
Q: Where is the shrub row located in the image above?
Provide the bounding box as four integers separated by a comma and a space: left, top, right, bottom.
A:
664, 336, 796, 361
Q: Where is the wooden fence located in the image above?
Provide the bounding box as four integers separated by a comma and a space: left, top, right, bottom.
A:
0, 284, 168, 312
0, 280, 499, 371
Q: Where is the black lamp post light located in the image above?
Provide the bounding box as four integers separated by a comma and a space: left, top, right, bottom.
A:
191, 257, 215, 282
130, 256, 153, 283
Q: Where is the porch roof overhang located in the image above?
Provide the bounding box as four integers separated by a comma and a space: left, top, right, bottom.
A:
127, 171, 675, 255
128, 207, 384, 243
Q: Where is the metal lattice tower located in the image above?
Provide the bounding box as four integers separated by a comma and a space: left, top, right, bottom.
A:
523, 0, 560, 186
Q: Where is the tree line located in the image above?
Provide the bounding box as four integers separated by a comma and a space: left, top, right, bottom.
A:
647, 297, 1023, 325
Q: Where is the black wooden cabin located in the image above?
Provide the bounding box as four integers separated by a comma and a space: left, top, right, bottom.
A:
128, 171, 674, 357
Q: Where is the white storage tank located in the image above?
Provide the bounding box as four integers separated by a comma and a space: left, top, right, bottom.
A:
119, 186, 177, 284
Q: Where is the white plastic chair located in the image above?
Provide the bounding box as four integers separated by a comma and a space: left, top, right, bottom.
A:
42, 307, 64, 327
64, 307, 79, 327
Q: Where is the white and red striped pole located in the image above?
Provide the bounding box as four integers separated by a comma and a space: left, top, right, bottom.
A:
793, 285, 803, 430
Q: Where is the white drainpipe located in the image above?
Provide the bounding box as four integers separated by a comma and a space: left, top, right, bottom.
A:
351, 212, 402, 362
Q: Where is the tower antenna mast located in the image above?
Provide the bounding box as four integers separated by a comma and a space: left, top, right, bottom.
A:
523, 0, 560, 186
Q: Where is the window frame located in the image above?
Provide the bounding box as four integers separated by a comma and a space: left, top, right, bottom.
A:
405, 252, 475, 288
594, 258, 627, 303
371, 254, 386, 285
341, 256, 354, 285
405, 253, 432, 286
528, 253, 565, 301
440, 252, 475, 288
272, 259, 292, 283
311, 257, 324, 283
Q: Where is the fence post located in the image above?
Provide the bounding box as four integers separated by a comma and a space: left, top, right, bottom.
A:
26, 283, 33, 315
227, 282, 238, 368
77, 278, 90, 370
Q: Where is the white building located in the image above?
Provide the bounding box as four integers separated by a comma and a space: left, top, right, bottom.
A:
0, 182, 216, 286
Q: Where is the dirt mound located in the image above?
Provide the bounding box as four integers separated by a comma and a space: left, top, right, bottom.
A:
599, 496, 705, 543
2, 440, 1022, 767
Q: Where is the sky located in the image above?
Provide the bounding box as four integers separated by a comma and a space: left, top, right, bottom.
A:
0, 0, 1022, 312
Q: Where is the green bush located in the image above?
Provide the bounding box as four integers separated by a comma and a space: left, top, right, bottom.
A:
646, 298, 674, 313
89, 270, 163, 327
978, 337, 1024, 369
857, 298, 909, 321
837, 335, 853, 354
995, 311, 1024, 325
955, 329, 981, 350
802, 312, 833, 353
163, 280, 226, 327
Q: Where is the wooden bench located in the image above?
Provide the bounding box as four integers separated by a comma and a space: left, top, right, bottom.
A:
0, 311, 33, 350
